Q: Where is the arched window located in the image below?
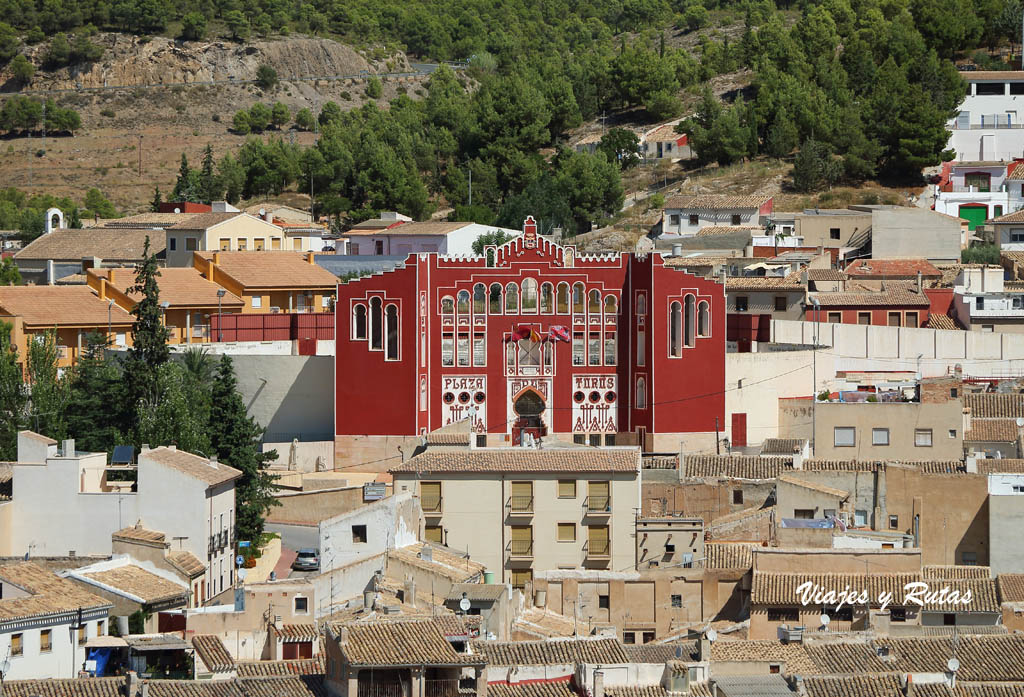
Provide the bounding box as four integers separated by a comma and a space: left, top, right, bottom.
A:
370, 297, 383, 350
556, 283, 570, 314
540, 283, 554, 314
473, 284, 486, 314
684, 295, 696, 348
457, 290, 470, 315
636, 294, 647, 315
698, 301, 710, 337
572, 283, 585, 313
604, 295, 617, 316
441, 296, 455, 317
489, 284, 502, 314
506, 342, 516, 368
385, 305, 399, 360
505, 282, 519, 314
588, 289, 601, 314
419, 376, 427, 411
669, 301, 682, 357
521, 278, 538, 313
353, 304, 366, 340
636, 377, 647, 409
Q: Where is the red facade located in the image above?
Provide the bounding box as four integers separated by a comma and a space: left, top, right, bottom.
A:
334, 217, 726, 445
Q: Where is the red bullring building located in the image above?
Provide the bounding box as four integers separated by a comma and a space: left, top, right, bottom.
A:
334, 217, 725, 467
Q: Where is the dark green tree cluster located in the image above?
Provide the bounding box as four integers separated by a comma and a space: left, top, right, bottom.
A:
231, 101, 292, 134
170, 146, 222, 204
0, 96, 81, 135
0, 187, 90, 240
42, 30, 103, 68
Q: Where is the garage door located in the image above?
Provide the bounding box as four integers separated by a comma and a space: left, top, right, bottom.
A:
958, 205, 988, 231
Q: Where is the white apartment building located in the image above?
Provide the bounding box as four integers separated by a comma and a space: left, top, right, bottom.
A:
933, 161, 1024, 228
948, 71, 1024, 161
662, 194, 773, 237
0, 432, 240, 604
341, 221, 521, 257
952, 265, 1024, 333
0, 563, 111, 680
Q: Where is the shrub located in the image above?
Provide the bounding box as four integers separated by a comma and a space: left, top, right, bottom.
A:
100, 107, 115, 118
255, 64, 278, 90
365, 76, 382, 99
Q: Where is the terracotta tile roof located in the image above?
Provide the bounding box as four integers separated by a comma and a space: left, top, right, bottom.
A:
425, 431, 471, 446
802, 675, 903, 697
1, 677, 125, 696
145, 681, 243, 697
663, 255, 736, 268
927, 313, 961, 330
488, 679, 578, 697
711, 640, 818, 674
965, 418, 1020, 442
992, 209, 1024, 223
999, 573, 1024, 602
665, 194, 772, 210
725, 276, 805, 291
389, 543, 485, 583
979, 459, 1024, 473
621, 643, 680, 663
278, 623, 319, 642
236, 658, 325, 677
167, 212, 244, 231
78, 563, 188, 604
91, 267, 244, 308
21, 429, 58, 445
15, 228, 166, 261
391, 448, 641, 474
924, 565, 992, 580
704, 542, 757, 570
510, 607, 579, 639
469, 637, 629, 666
0, 562, 111, 621
193, 634, 235, 672
646, 123, 685, 142
964, 393, 1024, 419
0, 285, 136, 327
777, 474, 849, 499
238, 676, 327, 697
100, 213, 201, 228
708, 505, 775, 530
801, 459, 882, 472
809, 283, 931, 307
446, 583, 507, 602
344, 221, 470, 237
196, 251, 339, 289
807, 269, 847, 281
609, 686, 713, 697
695, 225, 762, 237
167, 550, 206, 577
918, 461, 973, 474
337, 618, 482, 666
112, 522, 167, 546
845, 259, 942, 278
142, 447, 242, 487
683, 455, 792, 479
761, 439, 805, 455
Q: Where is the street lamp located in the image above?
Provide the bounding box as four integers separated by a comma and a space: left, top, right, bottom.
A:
216, 289, 226, 341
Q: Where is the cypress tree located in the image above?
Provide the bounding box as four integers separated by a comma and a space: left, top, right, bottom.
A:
122, 236, 169, 415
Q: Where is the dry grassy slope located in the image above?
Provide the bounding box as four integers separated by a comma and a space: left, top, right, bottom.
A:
0, 35, 435, 211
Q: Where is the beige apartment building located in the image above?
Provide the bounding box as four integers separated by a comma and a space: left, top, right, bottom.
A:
389, 448, 641, 589
165, 212, 309, 267
809, 401, 963, 460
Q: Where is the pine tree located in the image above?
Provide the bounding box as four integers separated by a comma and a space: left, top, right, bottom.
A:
65, 333, 124, 453
150, 186, 162, 212
0, 321, 26, 459
208, 355, 279, 544
26, 330, 68, 440
200, 144, 216, 204
122, 237, 169, 414
172, 153, 192, 202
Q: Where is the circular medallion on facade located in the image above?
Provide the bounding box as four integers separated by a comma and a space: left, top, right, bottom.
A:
474, 391, 486, 404
573, 391, 586, 403
458, 392, 471, 404
443, 392, 455, 404
589, 391, 601, 403
605, 391, 617, 403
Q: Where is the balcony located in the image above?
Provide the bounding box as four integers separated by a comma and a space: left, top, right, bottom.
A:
358, 683, 407, 697
425, 680, 471, 697
508, 539, 534, 560
583, 496, 612, 516
507, 495, 534, 516
422, 496, 443, 517
584, 540, 611, 560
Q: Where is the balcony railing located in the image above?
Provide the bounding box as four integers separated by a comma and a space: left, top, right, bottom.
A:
358, 683, 407, 697
422, 496, 443, 515
508, 539, 534, 558
507, 495, 534, 514
585, 540, 611, 559
583, 496, 612, 515
425, 680, 466, 697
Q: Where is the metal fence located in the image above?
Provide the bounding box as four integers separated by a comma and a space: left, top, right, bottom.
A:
210, 312, 334, 342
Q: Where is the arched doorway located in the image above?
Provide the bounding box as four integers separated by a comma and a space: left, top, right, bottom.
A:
512, 388, 547, 445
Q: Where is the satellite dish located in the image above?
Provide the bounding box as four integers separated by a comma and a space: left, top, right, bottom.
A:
459, 597, 471, 612
259, 208, 266, 216
820, 614, 831, 627
1016, 417, 1024, 428
948, 658, 960, 673
705, 629, 717, 643
174, 207, 181, 214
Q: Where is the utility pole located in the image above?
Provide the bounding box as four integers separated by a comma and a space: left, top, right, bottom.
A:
137, 134, 143, 179
714, 417, 720, 455
468, 168, 472, 207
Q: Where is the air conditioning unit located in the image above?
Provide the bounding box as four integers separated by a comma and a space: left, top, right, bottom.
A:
270, 306, 281, 314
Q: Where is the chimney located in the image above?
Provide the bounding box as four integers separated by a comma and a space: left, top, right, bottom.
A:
109, 268, 116, 285
141, 684, 149, 697
212, 252, 221, 266
307, 252, 316, 265
916, 270, 922, 294
207, 256, 216, 284
963, 407, 972, 434
672, 243, 683, 257
905, 674, 914, 697
793, 451, 804, 470
46, 259, 55, 285
404, 578, 416, 608
126, 671, 140, 697
99, 278, 106, 301
817, 244, 824, 256
719, 269, 727, 286
340, 626, 350, 646
699, 636, 711, 662
593, 671, 605, 697
363, 590, 375, 609
62, 438, 75, 456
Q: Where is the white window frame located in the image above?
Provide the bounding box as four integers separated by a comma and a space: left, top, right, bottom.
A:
251, 296, 262, 309
872, 428, 890, 446
834, 427, 856, 447
914, 429, 933, 447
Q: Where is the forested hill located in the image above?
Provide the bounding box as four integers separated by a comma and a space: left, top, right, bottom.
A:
1, 0, 1022, 227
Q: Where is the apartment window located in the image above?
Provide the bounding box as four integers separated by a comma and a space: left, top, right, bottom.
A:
11, 632, 22, 656
588, 525, 610, 557
688, 214, 699, 226
623, 632, 636, 644
770, 665, 781, 674
558, 480, 577, 498
352, 525, 367, 544
669, 214, 680, 226
914, 429, 933, 447
421, 482, 442, 513
905, 312, 918, 329
573, 434, 586, 444
834, 427, 855, 447
887, 312, 901, 327
510, 570, 532, 591
943, 613, 956, 626
774, 296, 787, 312
271, 238, 282, 250
294, 596, 308, 613
252, 296, 262, 309
1011, 229, 1024, 243
976, 297, 984, 310
671, 594, 683, 608
588, 481, 610, 512
858, 312, 871, 325
237, 238, 247, 251
735, 296, 748, 312
424, 525, 443, 544
962, 551, 977, 566
829, 228, 841, 240
598, 594, 610, 609
794, 509, 815, 519
889, 515, 899, 529
951, 388, 958, 398
295, 238, 304, 251
589, 433, 601, 446
78, 625, 87, 645
557, 523, 576, 542
949, 429, 957, 439
855, 510, 868, 526
872, 428, 890, 446
733, 489, 743, 504
510, 526, 533, 556
40, 629, 52, 653
169, 237, 177, 251
767, 608, 799, 622
731, 214, 741, 225
441, 336, 454, 366
643, 631, 655, 643
219, 238, 231, 250
510, 481, 533, 512
828, 311, 842, 323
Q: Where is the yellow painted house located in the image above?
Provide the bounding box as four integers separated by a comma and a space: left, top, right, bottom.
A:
193, 251, 338, 313
165, 212, 318, 267
86, 267, 245, 344
0, 285, 135, 368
